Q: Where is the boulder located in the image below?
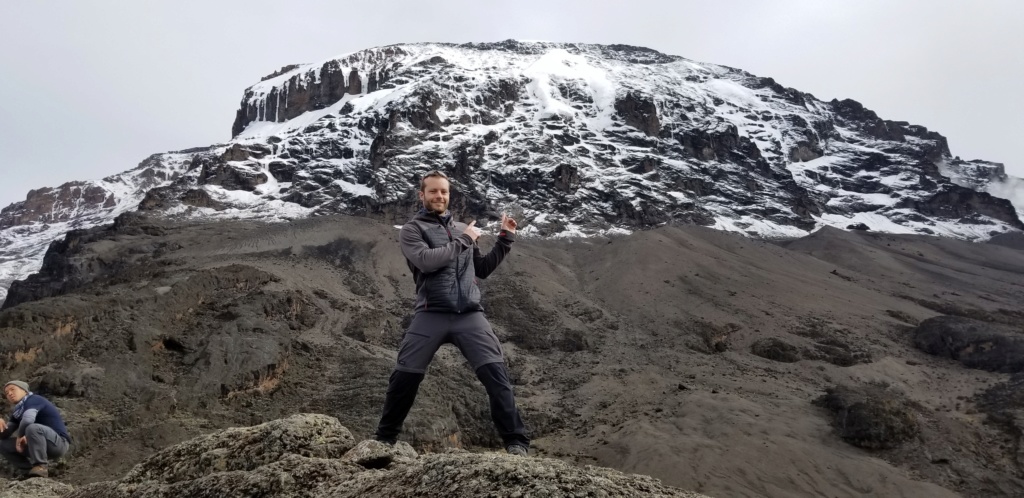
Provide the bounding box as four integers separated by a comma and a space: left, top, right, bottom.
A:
0, 478, 73, 498
68, 455, 356, 498
750, 337, 802, 363
913, 315, 1024, 373
988, 231, 1024, 251
815, 384, 920, 450
68, 413, 708, 498
116, 413, 355, 485
330, 451, 707, 498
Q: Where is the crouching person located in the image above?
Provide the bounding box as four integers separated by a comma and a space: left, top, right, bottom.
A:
0, 380, 71, 478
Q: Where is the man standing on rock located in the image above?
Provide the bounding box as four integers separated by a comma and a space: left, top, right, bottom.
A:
0, 380, 71, 478
375, 170, 530, 456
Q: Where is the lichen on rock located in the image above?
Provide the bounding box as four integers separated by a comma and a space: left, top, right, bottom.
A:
65, 413, 709, 498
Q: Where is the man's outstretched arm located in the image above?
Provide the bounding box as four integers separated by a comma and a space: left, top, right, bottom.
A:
474, 215, 517, 279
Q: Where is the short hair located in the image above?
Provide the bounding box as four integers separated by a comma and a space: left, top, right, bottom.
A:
419, 170, 449, 191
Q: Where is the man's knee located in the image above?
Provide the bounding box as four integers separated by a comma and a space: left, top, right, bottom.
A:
476, 361, 509, 376
386, 370, 425, 392
25, 424, 52, 443
476, 362, 513, 389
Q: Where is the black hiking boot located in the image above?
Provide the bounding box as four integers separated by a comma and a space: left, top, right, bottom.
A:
506, 444, 529, 457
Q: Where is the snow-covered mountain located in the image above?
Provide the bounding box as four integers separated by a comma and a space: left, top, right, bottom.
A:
2, 40, 1022, 305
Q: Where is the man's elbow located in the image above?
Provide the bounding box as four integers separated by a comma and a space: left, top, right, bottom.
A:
403, 250, 440, 273
474, 266, 495, 279
411, 259, 445, 273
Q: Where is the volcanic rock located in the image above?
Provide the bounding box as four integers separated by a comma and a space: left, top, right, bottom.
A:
815, 383, 921, 449
749, 337, 801, 363
67, 414, 707, 498
0, 478, 73, 498
988, 231, 1024, 250
913, 315, 1024, 372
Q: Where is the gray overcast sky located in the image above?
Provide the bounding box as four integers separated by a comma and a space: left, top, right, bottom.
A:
2, 0, 1022, 208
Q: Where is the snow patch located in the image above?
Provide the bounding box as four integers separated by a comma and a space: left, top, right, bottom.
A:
522, 49, 616, 129
705, 79, 764, 110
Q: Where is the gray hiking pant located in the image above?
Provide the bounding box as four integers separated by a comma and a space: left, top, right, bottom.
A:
395, 311, 504, 374
0, 424, 70, 469
377, 311, 528, 447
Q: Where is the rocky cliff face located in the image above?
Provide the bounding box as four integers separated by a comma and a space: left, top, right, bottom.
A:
0, 184, 114, 229
0, 151, 200, 304
0, 152, 197, 230
1, 40, 1022, 304
231, 47, 406, 137
211, 40, 1023, 239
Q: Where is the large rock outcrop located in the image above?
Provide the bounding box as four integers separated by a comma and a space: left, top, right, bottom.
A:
0, 479, 73, 498
815, 384, 921, 450
988, 231, 1024, 250
2, 212, 169, 309
913, 315, 1024, 373
230, 47, 405, 137
68, 414, 708, 498
898, 185, 1024, 230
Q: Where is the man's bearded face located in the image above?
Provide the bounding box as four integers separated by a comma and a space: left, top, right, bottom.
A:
420, 177, 450, 214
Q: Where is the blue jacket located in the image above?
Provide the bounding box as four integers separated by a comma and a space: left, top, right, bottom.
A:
1, 394, 70, 441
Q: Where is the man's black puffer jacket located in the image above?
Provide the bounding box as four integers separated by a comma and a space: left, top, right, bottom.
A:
399, 209, 515, 313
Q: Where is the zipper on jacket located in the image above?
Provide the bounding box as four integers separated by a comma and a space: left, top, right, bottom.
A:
439, 214, 462, 313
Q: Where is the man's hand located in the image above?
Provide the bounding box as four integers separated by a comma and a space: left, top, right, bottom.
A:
15, 436, 25, 454
501, 213, 518, 234
0, 419, 6, 433
464, 220, 481, 241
